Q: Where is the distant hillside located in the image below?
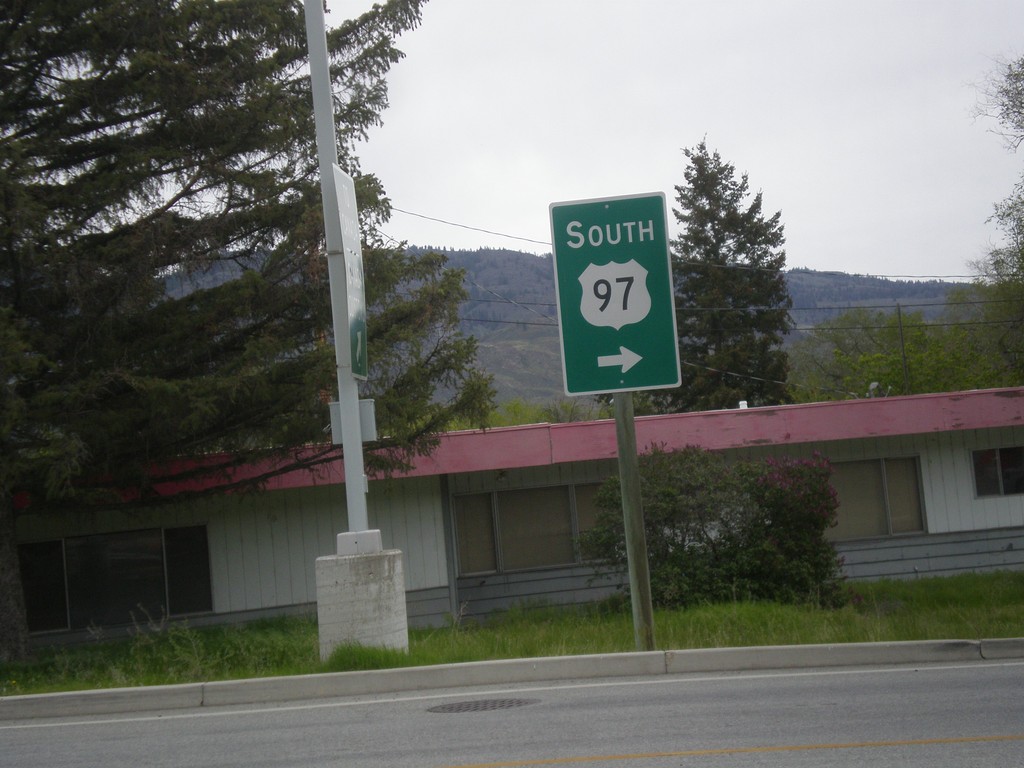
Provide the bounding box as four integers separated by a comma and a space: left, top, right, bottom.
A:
442, 248, 562, 403
786, 268, 954, 328
164, 247, 962, 404
434, 248, 960, 403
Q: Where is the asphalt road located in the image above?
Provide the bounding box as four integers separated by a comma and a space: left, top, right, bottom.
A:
2, 660, 1022, 768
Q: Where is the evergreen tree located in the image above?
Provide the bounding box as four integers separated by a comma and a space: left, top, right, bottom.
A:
0, 0, 493, 661
650, 141, 792, 413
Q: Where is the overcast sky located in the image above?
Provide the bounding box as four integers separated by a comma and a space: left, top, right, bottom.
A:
345, 0, 1024, 279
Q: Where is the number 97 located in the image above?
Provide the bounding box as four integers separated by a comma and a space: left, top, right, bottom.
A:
593, 276, 634, 312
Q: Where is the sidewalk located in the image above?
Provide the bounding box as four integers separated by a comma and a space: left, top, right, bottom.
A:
3, 637, 1023, 721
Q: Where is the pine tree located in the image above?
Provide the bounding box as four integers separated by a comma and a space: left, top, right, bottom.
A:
0, 0, 493, 661
649, 141, 792, 413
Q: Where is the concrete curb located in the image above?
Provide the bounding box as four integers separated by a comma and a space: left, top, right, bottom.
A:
201, 651, 666, 708
1, 682, 204, 721
3, 639, 1021, 722
980, 637, 1024, 659
665, 639, 983, 673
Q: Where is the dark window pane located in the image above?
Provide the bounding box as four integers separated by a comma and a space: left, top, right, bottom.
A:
574, 484, 602, 534
999, 447, 1024, 495
65, 530, 165, 629
973, 449, 1001, 496
885, 458, 924, 534
18, 540, 68, 632
164, 526, 213, 615
498, 486, 574, 570
454, 494, 497, 574
829, 460, 888, 540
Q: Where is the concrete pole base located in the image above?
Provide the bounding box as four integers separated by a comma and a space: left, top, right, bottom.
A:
315, 548, 409, 660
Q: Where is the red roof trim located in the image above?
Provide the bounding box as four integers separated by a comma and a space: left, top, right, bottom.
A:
153, 388, 1024, 495
431, 388, 1024, 476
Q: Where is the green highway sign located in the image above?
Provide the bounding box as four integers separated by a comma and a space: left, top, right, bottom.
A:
550, 192, 680, 396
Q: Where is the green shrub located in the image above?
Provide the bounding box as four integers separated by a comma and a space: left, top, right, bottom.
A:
735, 455, 845, 607
582, 447, 846, 609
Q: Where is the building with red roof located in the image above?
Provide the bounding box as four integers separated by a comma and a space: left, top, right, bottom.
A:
15, 388, 1024, 636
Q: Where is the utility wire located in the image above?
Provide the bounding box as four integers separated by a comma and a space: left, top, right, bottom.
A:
360, 221, 1017, 402
391, 207, 552, 247
466, 279, 556, 322
462, 317, 557, 327
464, 296, 1023, 313
460, 316, 1021, 333
796, 318, 1020, 332
371, 218, 1020, 334
386, 207, 994, 281
679, 360, 858, 400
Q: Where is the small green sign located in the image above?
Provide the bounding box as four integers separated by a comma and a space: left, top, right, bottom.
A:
550, 193, 680, 396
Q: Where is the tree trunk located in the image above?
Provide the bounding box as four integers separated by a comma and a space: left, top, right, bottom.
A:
0, 489, 29, 662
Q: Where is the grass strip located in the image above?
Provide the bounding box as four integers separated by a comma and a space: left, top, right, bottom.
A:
2, 571, 1022, 697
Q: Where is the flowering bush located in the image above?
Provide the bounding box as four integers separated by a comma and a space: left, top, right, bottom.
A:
736, 455, 845, 607
582, 447, 847, 609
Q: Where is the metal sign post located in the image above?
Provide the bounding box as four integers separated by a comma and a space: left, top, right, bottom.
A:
303, 0, 408, 656
550, 192, 681, 652
613, 390, 656, 652
302, 0, 369, 533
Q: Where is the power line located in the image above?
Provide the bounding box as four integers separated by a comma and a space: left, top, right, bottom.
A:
679, 360, 858, 400
375, 220, 1016, 398
465, 296, 1023, 313
458, 306, 1022, 332
466, 279, 555, 323
793, 318, 1020, 332
385, 207, 994, 281
462, 317, 557, 327
461, 288, 1023, 329
372, 215, 1021, 334
391, 208, 552, 247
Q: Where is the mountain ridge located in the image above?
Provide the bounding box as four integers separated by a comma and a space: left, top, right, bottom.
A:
432, 247, 960, 403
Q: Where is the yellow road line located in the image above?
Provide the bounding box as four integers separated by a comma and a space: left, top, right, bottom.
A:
443, 733, 1024, 768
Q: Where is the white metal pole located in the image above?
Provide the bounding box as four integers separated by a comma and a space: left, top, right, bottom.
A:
302, 0, 370, 532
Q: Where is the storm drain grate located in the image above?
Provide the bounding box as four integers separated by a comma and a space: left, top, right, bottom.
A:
427, 698, 540, 714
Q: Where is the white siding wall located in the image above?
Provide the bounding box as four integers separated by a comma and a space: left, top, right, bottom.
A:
205, 476, 449, 614
204, 484, 345, 615
920, 427, 1024, 533
368, 476, 448, 592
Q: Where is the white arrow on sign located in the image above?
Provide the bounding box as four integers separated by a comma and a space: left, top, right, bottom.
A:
597, 346, 643, 374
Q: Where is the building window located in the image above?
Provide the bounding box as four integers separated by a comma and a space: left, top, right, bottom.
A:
453, 493, 497, 574
165, 526, 214, 616
18, 540, 68, 632
973, 447, 1024, 497
18, 526, 213, 633
828, 458, 924, 540
65, 529, 166, 629
454, 484, 602, 575
572, 483, 602, 554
